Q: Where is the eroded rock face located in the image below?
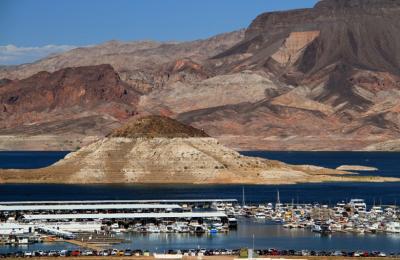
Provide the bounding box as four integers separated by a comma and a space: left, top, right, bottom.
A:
271, 31, 320, 66
175, 0, 400, 150
0, 64, 140, 135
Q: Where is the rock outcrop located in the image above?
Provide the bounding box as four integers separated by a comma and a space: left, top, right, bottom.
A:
0, 116, 397, 184
109, 115, 209, 138
336, 165, 378, 171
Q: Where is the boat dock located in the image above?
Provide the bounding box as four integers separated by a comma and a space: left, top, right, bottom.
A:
0, 199, 238, 206
0, 199, 234, 241
22, 212, 227, 221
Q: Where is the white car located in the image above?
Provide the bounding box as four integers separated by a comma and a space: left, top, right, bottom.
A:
59, 250, 68, 257
82, 250, 94, 256
379, 252, 387, 257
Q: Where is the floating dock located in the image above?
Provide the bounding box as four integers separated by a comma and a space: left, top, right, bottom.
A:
22, 212, 227, 221
0, 203, 182, 212
0, 199, 238, 205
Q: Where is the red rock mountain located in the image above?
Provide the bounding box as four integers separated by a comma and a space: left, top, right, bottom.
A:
1, 0, 400, 151
0, 64, 140, 136
178, 0, 400, 150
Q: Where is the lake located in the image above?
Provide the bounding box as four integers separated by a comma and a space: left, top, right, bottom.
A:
0, 151, 399, 253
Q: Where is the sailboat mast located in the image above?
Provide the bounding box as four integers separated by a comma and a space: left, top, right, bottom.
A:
242, 186, 245, 206
277, 189, 280, 204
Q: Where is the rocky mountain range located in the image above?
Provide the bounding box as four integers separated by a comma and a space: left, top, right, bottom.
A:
1, 0, 400, 151
1, 116, 397, 184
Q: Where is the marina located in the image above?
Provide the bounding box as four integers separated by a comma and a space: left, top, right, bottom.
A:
0, 197, 399, 254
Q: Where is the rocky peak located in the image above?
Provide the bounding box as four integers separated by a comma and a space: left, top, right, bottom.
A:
315, 0, 400, 10
109, 115, 209, 138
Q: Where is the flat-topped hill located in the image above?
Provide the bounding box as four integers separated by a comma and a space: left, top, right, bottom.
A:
109, 115, 209, 138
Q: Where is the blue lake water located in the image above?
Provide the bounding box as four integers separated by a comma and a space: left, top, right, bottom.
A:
0, 243, 79, 255
242, 151, 400, 178
0, 151, 399, 205
0, 151, 68, 169
0, 151, 400, 252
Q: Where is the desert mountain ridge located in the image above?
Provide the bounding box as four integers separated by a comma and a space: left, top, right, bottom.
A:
1, 0, 400, 151
1, 116, 397, 184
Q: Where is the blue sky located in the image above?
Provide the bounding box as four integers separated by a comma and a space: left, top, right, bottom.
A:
0, 0, 319, 65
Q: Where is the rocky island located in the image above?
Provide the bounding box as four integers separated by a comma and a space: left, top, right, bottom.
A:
0, 116, 398, 184
336, 165, 379, 171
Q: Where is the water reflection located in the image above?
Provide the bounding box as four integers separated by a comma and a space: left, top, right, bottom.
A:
0, 242, 79, 254
113, 219, 400, 252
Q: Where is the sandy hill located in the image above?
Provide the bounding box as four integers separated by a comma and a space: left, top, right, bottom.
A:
0, 116, 397, 184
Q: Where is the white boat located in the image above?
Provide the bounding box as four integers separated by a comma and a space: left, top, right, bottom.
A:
39, 221, 102, 232
190, 224, 206, 233
349, 199, 367, 213
147, 224, 160, 233
211, 202, 226, 211
386, 222, 400, 233
16, 236, 29, 244
255, 213, 266, 219
312, 224, 322, 233
0, 218, 35, 235
330, 223, 343, 231
371, 206, 383, 214
228, 217, 238, 227
367, 222, 380, 233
